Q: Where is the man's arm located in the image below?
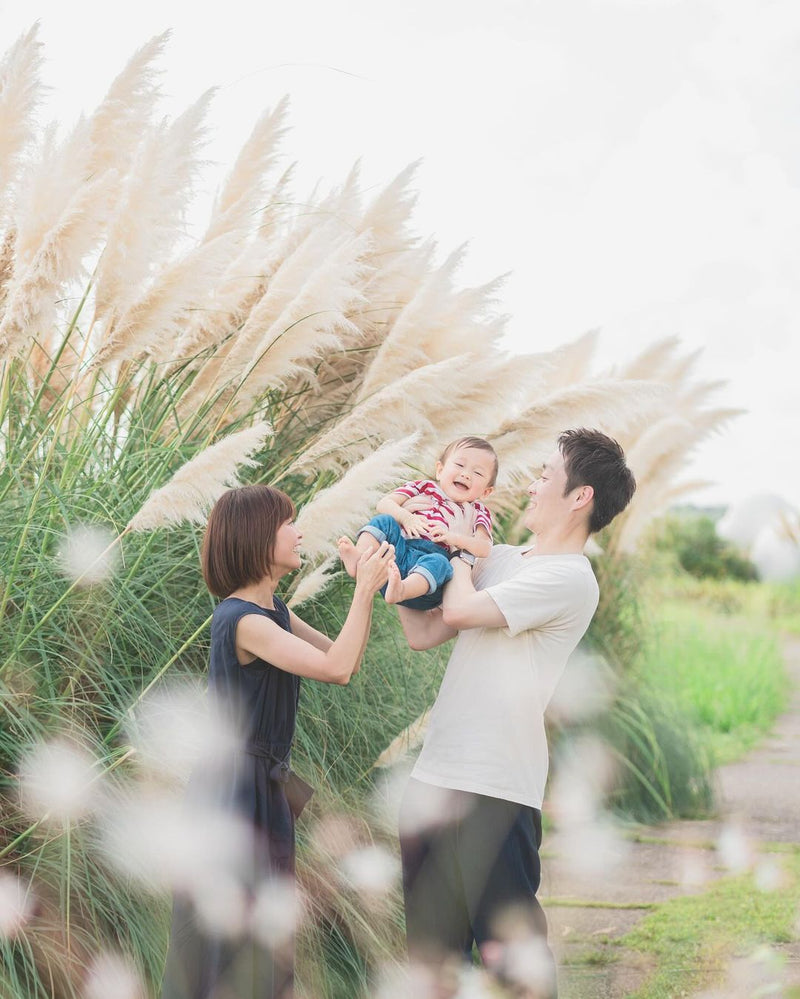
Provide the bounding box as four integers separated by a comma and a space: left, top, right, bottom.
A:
441, 556, 508, 631
396, 604, 457, 650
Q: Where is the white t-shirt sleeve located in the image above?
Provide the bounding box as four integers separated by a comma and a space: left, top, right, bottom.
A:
484, 562, 589, 638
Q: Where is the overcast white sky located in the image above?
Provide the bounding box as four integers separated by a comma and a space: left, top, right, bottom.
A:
4, 0, 800, 509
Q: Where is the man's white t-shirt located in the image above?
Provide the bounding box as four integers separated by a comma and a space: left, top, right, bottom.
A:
411, 544, 599, 809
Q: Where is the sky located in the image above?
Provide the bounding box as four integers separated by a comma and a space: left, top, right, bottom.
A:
3, 0, 800, 510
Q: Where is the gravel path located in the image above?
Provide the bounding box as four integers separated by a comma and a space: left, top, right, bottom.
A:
540, 637, 800, 999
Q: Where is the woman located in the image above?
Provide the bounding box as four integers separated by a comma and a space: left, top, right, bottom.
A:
161, 484, 394, 999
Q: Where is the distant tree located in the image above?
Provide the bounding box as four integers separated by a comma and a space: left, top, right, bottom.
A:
651, 513, 759, 581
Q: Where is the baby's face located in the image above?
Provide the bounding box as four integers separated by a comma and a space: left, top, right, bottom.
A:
435, 446, 495, 504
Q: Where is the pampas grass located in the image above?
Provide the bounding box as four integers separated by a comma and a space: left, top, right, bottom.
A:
0, 27, 742, 999
127, 421, 273, 531
0, 25, 43, 210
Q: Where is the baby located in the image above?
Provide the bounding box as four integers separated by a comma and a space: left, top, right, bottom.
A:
338, 436, 497, 609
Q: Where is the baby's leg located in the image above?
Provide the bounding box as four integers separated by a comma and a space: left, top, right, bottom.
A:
385, 567, 432, 604
339, 514, 405, 579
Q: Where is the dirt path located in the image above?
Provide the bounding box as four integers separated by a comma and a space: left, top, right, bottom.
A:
541, 637, 800, 999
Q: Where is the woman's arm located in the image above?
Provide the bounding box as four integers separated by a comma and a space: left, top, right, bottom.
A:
236, 543, 393, 684
288, 611, 333, 652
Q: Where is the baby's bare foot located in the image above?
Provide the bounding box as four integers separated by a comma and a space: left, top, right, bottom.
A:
384, 562, 406, 604
338, 537, 360, 578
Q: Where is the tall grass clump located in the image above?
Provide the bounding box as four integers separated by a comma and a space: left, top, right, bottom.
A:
0, 26, 738, 998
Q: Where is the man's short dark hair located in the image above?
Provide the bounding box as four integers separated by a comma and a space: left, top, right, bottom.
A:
558, 428, 636, 534
202, 484, 296, 597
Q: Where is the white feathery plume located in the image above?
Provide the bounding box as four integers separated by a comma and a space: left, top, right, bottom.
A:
0, 228, 16, 307
203, 96, 290, 244
92, 90, 214, 329
672, 378, 731, 412
423, 273, 509, 364
84, 32, 167, 178
126, 421, 272, 531
174, 164, 297, 361
224, 231, 373, 419
623, 415, 695, 485
0, 25, 43, 211
423, 349, 556, 446
188, 217, 357, 405
538, 329, 600, 390
355, 245, 469, 400
286, 356, 472, 475
614, 335, 681, 382
489, 378, 669, 485
175, 238, 270, 359
357, 161, 420, 254
287, 555, 339, 608
0, 166, 117, 357
294, 434, 420, 560
373, 709, 430, 769
94, 230, 239, 367
609, 408, 740, 552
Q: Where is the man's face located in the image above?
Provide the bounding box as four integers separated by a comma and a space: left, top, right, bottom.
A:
523, 448, 571, 534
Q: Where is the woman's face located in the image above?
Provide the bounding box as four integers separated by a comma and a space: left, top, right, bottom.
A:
271, 518, 303, 577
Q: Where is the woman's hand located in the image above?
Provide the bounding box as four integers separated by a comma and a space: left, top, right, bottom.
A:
355, 540, 395, 593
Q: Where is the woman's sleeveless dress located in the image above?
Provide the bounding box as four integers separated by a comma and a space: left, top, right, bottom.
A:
161, 596, 300, 999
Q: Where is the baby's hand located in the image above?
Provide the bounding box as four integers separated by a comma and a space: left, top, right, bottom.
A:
402, 513, 431, 539
427, 524, 451, 545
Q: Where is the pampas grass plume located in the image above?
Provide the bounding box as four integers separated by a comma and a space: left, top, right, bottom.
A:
0, 24, 43, 208
126, 421, 273, 531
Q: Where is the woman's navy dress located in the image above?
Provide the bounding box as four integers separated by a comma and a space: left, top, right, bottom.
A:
161, 596, 301, 999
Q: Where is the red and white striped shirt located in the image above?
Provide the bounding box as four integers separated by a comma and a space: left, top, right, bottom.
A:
394, 479, 493, 552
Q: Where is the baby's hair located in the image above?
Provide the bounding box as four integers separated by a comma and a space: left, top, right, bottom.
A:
438, 436, 499, 487
202, 484, 295, 598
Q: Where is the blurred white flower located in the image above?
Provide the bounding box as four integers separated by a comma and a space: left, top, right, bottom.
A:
754, 858, 784, 893
338, 844, 400, 896
500, 934, 557, 995
18, 738, 100, 823
83, 952, 143, 999
0, 872, 34, 938
396, 781, 473, 837
717, 823, 753, 873
453, 964, 497, 998
57, 524, 119, 586
127, 681, 239, 783
549, 735, 615, 826
695, 945, 786, 999
679, 851, 711, 889
556, 818, 628, 880
373, 961, 439, 999
193, 873, 249, 938
99, 789, 252, 895
548, 649, 615, 723
250, 876, 305, 949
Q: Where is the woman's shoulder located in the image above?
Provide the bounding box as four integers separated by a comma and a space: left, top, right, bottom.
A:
213, 595, 290, 630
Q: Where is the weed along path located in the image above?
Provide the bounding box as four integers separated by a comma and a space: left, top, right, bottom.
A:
542, 637, 800, 999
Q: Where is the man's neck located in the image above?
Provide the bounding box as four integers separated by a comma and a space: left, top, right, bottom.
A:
522, 526, 590, 556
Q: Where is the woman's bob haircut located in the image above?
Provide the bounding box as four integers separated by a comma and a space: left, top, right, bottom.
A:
202, 484, 296, 598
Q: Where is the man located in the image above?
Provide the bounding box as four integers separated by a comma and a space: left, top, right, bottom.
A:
392, 428, 636, 997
